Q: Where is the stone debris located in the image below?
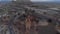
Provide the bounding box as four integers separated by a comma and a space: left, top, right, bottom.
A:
0, 1, 60, 34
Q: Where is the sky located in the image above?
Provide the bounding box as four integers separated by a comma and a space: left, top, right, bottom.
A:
0, 0, 12, 1
0, 0, 60, 2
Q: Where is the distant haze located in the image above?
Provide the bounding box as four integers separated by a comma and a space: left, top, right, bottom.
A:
0, 0, 60, 2
31, 0, 60, 2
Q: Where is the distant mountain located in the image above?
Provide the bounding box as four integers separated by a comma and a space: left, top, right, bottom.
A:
33, 2, 60, 5
0, 1, 12, 4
